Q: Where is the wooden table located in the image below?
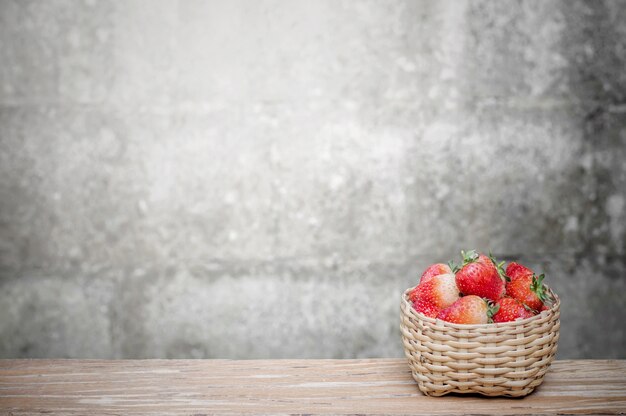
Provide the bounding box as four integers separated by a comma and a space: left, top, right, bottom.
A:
1, 359, 624, 415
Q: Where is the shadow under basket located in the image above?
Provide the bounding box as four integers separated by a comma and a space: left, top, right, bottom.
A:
400, 286, 560, 397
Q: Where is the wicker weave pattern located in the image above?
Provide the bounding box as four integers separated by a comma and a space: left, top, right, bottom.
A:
400, 286, 560, 397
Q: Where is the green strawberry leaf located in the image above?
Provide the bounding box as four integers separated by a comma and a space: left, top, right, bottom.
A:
461, 249, 478, 266
448, 260, 460, 274
522, 302, 538, 314
530, 273, 557, 307
486, 300, 500, 323
489, 252, 511, 282
531, 274, 548, 302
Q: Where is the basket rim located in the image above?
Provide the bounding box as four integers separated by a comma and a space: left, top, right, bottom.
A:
402, 284, 560, 329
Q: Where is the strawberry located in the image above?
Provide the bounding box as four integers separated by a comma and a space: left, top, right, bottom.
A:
408, 273, 460, 318
419, 263, 453, 284
492, 297, 535, 323
411, 299, 440, 318
505, 262, 533, 280
454, 250, 506, 302
505, 271, 551, 312
436, 295, 493, 324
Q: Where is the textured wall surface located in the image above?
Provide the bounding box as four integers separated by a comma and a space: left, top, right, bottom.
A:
0, 0, 625, 359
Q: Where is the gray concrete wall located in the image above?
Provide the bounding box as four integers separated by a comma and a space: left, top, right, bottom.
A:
0, 0, 624, 359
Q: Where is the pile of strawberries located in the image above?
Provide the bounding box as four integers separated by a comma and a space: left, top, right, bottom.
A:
408, 250, 554, 324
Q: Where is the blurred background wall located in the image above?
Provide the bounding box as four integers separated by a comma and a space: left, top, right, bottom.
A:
0, 0, 624, 359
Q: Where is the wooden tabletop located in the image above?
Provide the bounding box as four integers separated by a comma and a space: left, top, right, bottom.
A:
1, 359, 625, 415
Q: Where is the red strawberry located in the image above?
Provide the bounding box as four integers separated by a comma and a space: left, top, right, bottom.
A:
411, 300, 440, 318
409, 273, 460, 318
492, 297, 535, 323
506, 273, 550, 312
505, 263, 551, 312
419, 263, 453, 284
436, 295, 491, 324
506, 262, 533, 280
454, 250, 506, 302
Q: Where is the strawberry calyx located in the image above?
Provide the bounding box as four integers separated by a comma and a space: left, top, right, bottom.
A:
489, 252, 510, 282
448, 260, 460, 274
487, 300, 500, 324
531, 274, 555, 306
530, 274, 547, 301
522, 302, 538, 314
461, 249, 479, 266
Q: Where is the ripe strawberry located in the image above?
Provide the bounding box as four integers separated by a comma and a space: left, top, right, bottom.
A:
411, 299, 440, 318
454, 250, 506, 302
436, 295, 492, 324
506, 262, 533, 280
409, 273, 460, 318
492, 297, 535, 323
505, 271, 551, 312
419, 263, 453, 284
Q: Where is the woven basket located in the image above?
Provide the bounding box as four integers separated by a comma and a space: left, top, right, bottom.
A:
400, 286, 560, 397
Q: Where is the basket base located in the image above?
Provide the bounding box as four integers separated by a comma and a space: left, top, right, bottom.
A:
413, 373, 542, 398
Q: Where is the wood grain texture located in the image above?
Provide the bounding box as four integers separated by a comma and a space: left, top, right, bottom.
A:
0, 359, 624, 415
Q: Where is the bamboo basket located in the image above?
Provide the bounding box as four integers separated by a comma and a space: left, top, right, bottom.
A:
400, 286, 560, 397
